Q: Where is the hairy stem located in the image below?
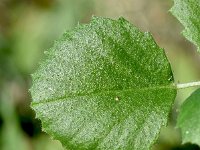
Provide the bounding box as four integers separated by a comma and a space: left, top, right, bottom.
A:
176, 81, 200, 89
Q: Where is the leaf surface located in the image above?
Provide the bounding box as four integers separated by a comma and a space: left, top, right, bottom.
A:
170, 0, 200, 51
177, 88, 200, 146
31, 17, 176, 150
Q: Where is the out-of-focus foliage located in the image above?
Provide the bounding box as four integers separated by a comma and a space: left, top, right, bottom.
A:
171, 0, 200, 147
0, 90, 29, 150
177, 88, 200, 146
0, 0, 200, 150
171, 0, 200, 51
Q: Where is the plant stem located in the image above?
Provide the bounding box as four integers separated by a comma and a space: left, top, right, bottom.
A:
176, 81, 200, 89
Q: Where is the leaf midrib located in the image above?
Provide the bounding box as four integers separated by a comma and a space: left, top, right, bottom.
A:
32, 84, 175, 106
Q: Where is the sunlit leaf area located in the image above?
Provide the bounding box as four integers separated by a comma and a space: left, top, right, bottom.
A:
1, 0, 200, 150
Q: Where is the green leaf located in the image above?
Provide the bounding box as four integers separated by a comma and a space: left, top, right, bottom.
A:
30, 17, 176, 150
177, 88, 200, 146
170, 0, 200, 51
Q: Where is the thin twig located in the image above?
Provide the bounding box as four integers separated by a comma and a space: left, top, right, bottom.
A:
176, 81, 200, 89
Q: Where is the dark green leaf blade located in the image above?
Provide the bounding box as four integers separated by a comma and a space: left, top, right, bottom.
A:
170, 0, 200, 51
177, 88, 200, 146
31, 17, 176, 150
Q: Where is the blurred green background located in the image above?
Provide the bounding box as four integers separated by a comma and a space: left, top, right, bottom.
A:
0, 0, 200, 150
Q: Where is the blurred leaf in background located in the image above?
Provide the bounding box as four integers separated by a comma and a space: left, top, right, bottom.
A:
0, 89, 29, 150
